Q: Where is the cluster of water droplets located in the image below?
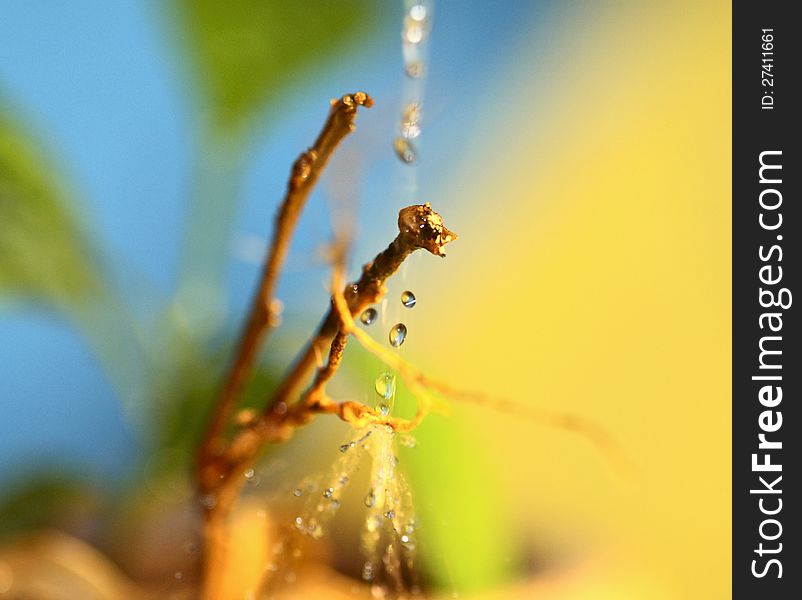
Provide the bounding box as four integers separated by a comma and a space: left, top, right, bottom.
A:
359, 424, 420, 597
394, 1, 432, 165
360, 290, 417, 349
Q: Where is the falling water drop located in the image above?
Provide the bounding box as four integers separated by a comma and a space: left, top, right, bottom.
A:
374, 372, 396, 400
409, 3, 427, 21
393, 137, 417, 164
405, 60, 425, 79
403, 17, 426, 44
360, 307, 378, 325
401, 290, 416, 308
389, 323, 408, 347
400, 103, 422, 139
399, 434, 417, 448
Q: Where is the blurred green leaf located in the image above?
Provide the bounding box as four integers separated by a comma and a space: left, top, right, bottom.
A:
0, 474, 96, 540
0, 105, 102, 308
174, 0, 380, 135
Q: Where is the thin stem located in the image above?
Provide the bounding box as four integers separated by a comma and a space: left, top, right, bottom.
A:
199, 92, 373, 469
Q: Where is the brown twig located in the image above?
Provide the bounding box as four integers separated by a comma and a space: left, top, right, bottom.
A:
196, 92, 373, 600
330, 290, 637, 475
215, 203, 458, 476
199, 92, 373, 468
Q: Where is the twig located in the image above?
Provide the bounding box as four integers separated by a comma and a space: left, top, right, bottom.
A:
256, 202, 457, 424
219, 203, 458, 471
196, 92, 372, 600
199, 92, 373, 468
329, 288, 637, 475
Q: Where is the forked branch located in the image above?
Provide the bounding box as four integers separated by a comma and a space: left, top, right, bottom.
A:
199, 92, 373, 471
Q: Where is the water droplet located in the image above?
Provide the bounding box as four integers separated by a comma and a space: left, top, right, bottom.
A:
403, 16, 426, 44
400, 534, 416, 551
409, 3, 427, 22
399, 434, 416, 448
389, 323, 408, 347
400, 103, 422, 139
393, 137, 416, 164
384, 510, 395, 520
323, 487, 334, 498
338, 475, 350, 485
294, 516, 304, 530
360, 307, 378, 325
365, 489, 376, 507
200, 494, 217, 509
377, 403, 391, 417
292, 488, 302, 497
330, 499, 341, 510
244, 468, 255, 480
401, 290, 416, 308
362, 561, 375, 581
374, 372, 396, 400
405, 60, 425, 79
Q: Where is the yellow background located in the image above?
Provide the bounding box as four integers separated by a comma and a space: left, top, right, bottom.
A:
405, 1, 731, 597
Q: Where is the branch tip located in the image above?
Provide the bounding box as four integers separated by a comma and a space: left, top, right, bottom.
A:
398, 202, 458, 257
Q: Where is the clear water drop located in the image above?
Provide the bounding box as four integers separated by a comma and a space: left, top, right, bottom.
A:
400, 534, 416, 551
401, 290, 416, 308
362, 562, 375, 581
400, 103, 422, 139
292, 488, 302, 497
384, 510, 395, 519
409, 3, 427, 21
399, 434, 417, 448
377, 402, 391, 417
323, 487, 334, 498
393, 137, 416, 164
403, 16, 426, 44
365, 489, 376, 507
244, 468, 254, 480
360, 307, 378, 325
405, 60, 425, 79
374, 372, 396, 400
389, 323, 408, 347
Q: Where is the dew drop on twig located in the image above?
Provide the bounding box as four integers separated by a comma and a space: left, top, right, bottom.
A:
360, 307, 378, 325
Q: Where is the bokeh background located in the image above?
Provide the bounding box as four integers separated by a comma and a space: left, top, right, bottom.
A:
1, 1, 730, 598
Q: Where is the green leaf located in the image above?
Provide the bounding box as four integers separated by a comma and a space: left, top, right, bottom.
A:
0, 474, 96, 540
0, 104, 102, 308
172, 0, 380, 135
